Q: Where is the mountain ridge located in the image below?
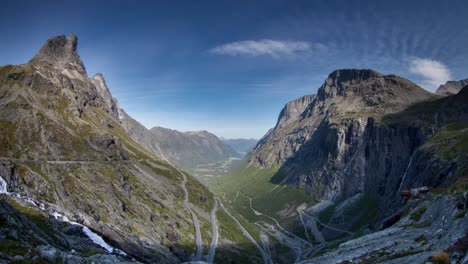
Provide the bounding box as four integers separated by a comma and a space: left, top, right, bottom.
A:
0, 34, 269, 263
219, 69, 467, 262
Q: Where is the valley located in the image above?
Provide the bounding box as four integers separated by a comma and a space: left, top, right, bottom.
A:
0, 31, 467, 264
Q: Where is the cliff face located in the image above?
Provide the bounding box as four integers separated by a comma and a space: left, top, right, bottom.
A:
240, 69, 467, 237
249, 69, 435, 170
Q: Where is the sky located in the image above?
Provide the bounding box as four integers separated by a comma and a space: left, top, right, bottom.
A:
1, 0, 467, 139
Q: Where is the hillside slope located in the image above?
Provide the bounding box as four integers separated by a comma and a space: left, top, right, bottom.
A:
0, 34, 269, 263
149, 127, 240, 173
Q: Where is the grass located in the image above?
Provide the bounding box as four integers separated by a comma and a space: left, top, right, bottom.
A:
410, 207, 427, 221
214, 209, 263, 264
412, 221, 431, 228
427, 122, 468, 161
3, 198, 59, 245
349, 195, 378, 232
218, 162, 314, 224
455, 210, 466, 218
0, 239, 29, 256
414, 234, 428, 243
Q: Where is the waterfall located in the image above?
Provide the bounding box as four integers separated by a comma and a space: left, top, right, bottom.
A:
398, 155, 414, 192
0, 176, 8, 194
432, 112, 439, 134
52, 212, 126, 255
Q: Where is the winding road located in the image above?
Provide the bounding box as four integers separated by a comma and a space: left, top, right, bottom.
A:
207, 198, 219, 263
240, 192, 311, 245
239, 192, 312, 262
180, 170, 203, 261
299, 209, 353, 236
217, 197, 273, 264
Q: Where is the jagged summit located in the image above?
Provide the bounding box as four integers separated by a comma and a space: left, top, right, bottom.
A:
91, 73, 112, 104
316, 69, 432, 109
327, 69, 383, 83
276, 94, 315, 129
29, 34, 87, 76
435, 79, 468, 96
91, 73, 123, 121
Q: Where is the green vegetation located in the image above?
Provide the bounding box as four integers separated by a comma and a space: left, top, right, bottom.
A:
410, 207, 427, 221
414, 234, 428, 243
214, 209, 262, 263
348, 195, 378, 232
4, 198, 59, 244
218, 162, 314, 226
0, 239, 29, 256
412, 221, 431, 228
427, 122, 468, 161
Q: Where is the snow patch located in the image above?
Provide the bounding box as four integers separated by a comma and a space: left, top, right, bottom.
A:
0, 177, 126, 256
0, 176, 9, 194
52, 213, 126, 255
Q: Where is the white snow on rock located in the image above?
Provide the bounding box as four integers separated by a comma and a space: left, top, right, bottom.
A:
0, 175, 126, 256
0, 176, 9, 194
52, 213, 126, 255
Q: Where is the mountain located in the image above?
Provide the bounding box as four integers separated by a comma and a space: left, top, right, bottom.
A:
1, 35, 466, 263
435, 79, 468, 96
218, 69, 468, 262
83, 65, 241, 177
149, 127, 240, 173
0, 35, 274, 263
221, 138, 258, 155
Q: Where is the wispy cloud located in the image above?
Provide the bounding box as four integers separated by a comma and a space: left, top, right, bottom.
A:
210, 39, 313, 58
408, 57, 451, 91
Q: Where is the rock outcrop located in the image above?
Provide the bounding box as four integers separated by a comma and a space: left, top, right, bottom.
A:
435, 79, 468, 96
29, 34, 87, 76
91, 73, 123, 121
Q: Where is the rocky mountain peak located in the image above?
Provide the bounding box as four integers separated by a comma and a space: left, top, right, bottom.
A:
315, 69, 433, 113
317, 69, 384, 100
92, 73, 112, 103
91, 73, 123, 121
329, 69, 383, 83
276, 94, 315, 129
435, 79, 468, 96
29, 34, 87, 76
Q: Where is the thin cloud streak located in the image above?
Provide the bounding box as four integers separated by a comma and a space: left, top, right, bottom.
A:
210, 39, 312, 58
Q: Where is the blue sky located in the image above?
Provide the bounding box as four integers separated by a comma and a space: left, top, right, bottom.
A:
1, 0, 467, 138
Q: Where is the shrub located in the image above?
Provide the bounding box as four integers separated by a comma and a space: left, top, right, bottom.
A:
431, 251, 449, 264
410, 207, 427, 221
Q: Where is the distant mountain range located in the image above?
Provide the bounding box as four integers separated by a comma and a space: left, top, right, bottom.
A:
150, 126, 240, 172
221, 138, 258, 155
